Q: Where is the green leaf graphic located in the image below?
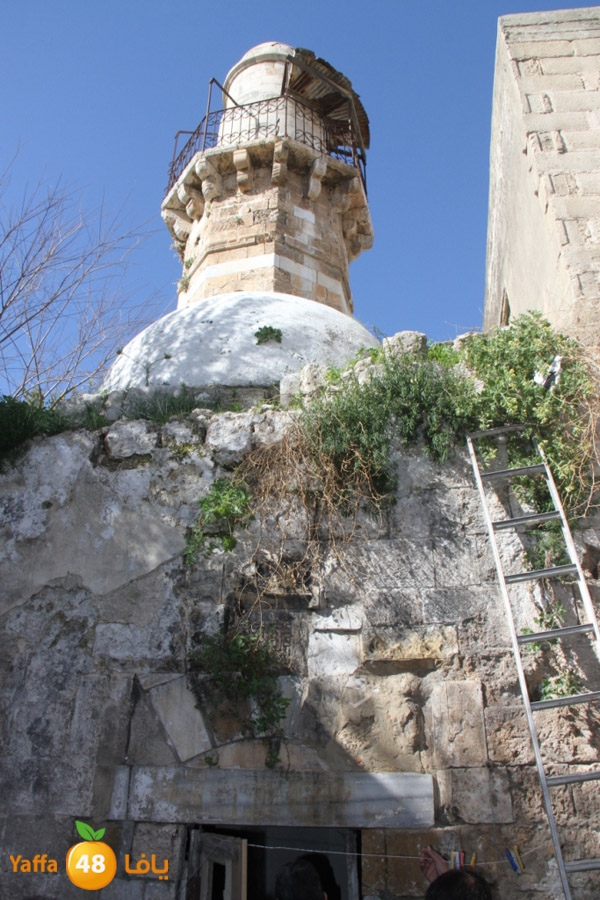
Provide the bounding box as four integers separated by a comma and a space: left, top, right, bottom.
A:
75, 821, 105, 841
75, 821, 97, 841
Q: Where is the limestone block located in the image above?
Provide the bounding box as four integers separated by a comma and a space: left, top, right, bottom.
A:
93, 620, 175, 666
233, 148, 253, 192
298, 363, 328, 396
205, 410, 254, 466
0, 580, 133, 816
251, 409, 297, 448
105, 420, 157, 458
195, 156, 222, 201
0, 442, 186, 609
127, 767, 434, 827
307, 156, 327, 201
428, 681, 487, 767
536, 705, 600, 763
161, 208, 192, 242
272, 139, 289, 185
364, 625, 458, 673
325, 540, 435, 608
307, 631, 362, 678
162, 420, 198, 447
279, 371, 301, 407
484, 706, 535, 765
185, 186, 205, 220
383, 331, 427, 358
313, 608, 363, 632
436, 767, 513, 824
130, 822, 185, 885
148, 676, 212, 762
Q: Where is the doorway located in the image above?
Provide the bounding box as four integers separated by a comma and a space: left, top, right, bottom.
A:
186, 825, 360, 900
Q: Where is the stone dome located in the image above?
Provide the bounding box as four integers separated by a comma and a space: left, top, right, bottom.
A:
101, 291, 378, 392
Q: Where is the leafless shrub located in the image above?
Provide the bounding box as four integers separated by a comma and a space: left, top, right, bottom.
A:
0, 159, 164, 403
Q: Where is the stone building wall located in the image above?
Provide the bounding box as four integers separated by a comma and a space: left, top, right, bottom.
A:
2, 372, 600, 899
484, 7, 600, 342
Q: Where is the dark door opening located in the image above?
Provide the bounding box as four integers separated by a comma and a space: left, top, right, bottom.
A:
186, 825, 360, 900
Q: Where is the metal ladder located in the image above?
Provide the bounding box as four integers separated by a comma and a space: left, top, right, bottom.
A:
467, 424, 600, 899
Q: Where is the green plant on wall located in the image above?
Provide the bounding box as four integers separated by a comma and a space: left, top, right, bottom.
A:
539, 668, 585, 700
301, 347, 479, 502
521, 600, 566, 652
0, 394, 68, 460
184, 477, 253, 563
462, 313, 592, 511
255, 325, 282, 345
292, 313, 594, 517
188, 626, 289, 767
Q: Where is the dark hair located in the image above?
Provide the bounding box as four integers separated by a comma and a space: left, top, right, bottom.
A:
275, 857, 325, 900
425, 869, 492, 900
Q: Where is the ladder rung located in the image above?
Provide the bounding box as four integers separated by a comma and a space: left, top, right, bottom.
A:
493, 510, 561, 531
547, 770, 600, 787
531, 690, 600, 711
505, 563, 578, 584
481, 463, 546, 480
468, 425, 527, 439
517, 623, 595, 645
565, 859, 600, 873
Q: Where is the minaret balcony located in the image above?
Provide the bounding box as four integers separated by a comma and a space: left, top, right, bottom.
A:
166, 93, 366, 195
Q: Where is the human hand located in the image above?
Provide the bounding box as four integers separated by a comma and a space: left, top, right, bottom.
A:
419, 846, 449, 884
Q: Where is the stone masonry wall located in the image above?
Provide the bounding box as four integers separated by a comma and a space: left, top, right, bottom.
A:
2, 371, 600, 898
162, 139, 373, 316
485, 7, 600, 342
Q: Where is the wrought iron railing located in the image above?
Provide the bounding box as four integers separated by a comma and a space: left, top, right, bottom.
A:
166, 95, 366, 193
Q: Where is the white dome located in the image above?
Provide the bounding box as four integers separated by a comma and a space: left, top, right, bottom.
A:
101, 292, 378, 392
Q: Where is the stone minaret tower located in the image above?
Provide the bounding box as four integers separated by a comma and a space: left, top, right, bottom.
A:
161, 42, 373, 316
101, 43, 377, 393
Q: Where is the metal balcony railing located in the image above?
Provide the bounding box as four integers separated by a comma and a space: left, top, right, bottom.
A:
166, 94, 366, 193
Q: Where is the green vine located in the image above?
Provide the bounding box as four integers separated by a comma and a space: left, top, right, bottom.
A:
184, 478, 252, 563
188, 627, 289, 766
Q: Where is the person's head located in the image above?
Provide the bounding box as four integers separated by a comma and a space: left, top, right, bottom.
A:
275, 857, 326, 900
425, 869, 492, 900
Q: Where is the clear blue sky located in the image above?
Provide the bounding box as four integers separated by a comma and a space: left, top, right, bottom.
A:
0, 0, 589, 345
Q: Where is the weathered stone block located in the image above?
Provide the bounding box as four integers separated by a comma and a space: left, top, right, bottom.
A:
436, 766, 514, 824
428, 681, 487, 768
205, 411, 254, 466
127, 767, 434, 827
106, 420, 158, 458
382, 330, 427, 358
147, 677, 212, 762
130, 822, 185, 887
364, 625, 458, 673
307, 631, 362, 678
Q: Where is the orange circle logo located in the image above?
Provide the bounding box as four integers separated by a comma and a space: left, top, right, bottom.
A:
66, 822, 117, 890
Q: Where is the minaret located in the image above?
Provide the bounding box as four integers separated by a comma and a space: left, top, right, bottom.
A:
161, 42, 373, 315
101, 43, 377, 394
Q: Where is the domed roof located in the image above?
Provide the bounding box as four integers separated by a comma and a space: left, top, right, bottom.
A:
238, 41, 295, 64
101, 292, 378, 392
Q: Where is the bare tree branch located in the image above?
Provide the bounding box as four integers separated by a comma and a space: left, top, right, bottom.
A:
0, 159, 165, 404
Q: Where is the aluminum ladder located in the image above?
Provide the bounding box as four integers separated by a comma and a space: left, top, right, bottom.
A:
467, 424, 600, 900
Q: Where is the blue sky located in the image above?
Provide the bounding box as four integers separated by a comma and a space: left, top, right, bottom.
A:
0, 0, 590, 348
